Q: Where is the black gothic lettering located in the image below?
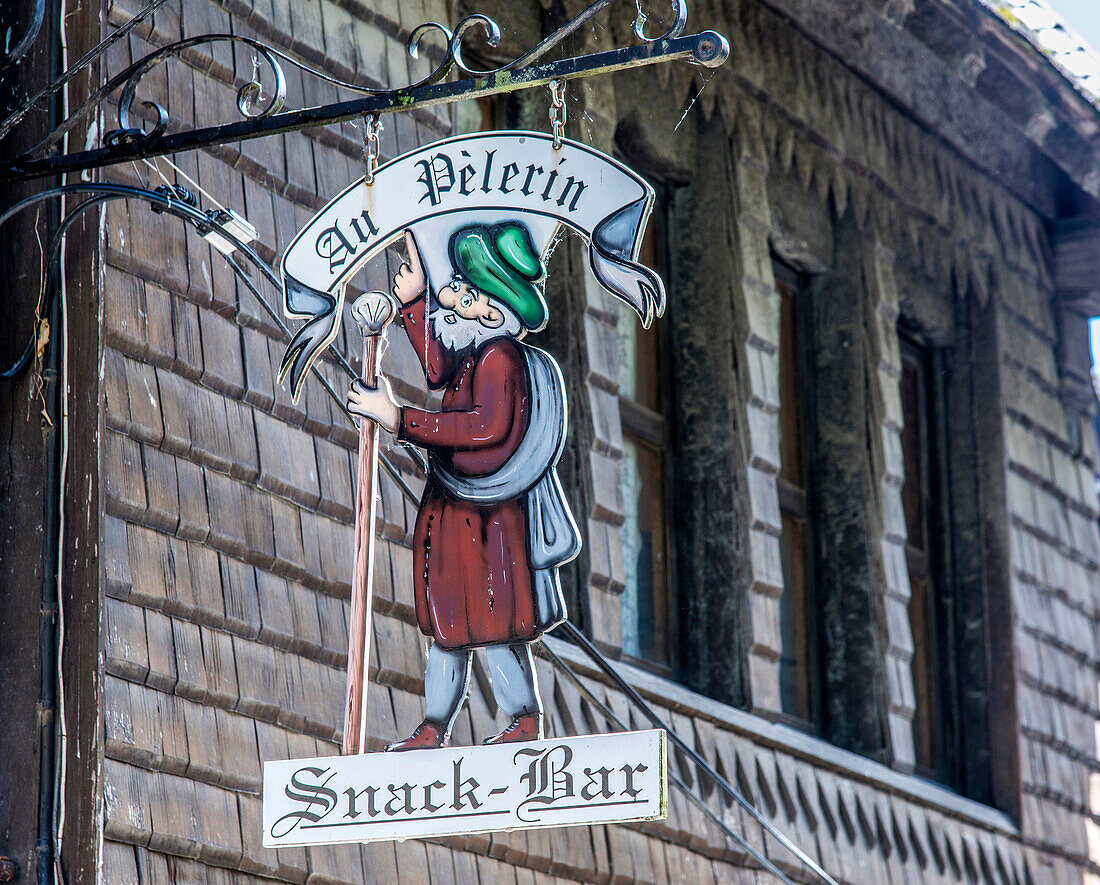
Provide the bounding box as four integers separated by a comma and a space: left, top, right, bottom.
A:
385, 783, 417, 816
499, 162, 520, 194
581, 766, 615, 800
415, 153, 455, 205
452, 759, 483, 810
270, 767, 337, 838
555, 176, 587, 212
423, 780, 446, 813
517, 745, 574, 802
541, 168, 559, 202
621, 763, 648, 799
343, 785, 379, 819
459, 163, 477, 195
314, 224, 355, 273
520, 164, 543, 196
349, 209, 379, 243
480, 150, 496, 194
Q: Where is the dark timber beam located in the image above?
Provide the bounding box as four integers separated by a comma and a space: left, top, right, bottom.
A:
751, 0, 1099, 217
1053, 217, 1100, 315
1051, 217, 1100, 456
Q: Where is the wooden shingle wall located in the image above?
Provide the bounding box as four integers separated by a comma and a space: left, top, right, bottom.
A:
92, 0, 1100, 883
1000, 276, 1100, 875
600, 0, 1100, 875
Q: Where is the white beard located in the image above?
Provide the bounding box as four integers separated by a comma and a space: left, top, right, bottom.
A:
429, 304, 523, 353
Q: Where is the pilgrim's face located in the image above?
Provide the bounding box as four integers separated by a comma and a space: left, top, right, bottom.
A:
436, 278, 505, 329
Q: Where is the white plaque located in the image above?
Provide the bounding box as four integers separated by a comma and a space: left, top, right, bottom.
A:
262, 729, 667, 846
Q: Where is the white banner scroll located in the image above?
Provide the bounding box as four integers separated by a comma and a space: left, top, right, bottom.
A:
278, 131, 666, 401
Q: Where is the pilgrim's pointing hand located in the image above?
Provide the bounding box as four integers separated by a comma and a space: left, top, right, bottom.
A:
347, 377, 400, 434
392, 229, 426, 305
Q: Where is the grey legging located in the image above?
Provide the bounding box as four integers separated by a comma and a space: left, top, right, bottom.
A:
424, 641, 540, 731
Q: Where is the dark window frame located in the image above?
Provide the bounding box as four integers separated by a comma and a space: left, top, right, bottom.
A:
899, 332, 954, 784
774, 260, 821, 732
617, 184, 678, 676
896, 299, 1014, 813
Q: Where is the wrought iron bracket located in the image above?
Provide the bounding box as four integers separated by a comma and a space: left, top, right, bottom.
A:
2, 29, 728, 182
0, 0, 45, 71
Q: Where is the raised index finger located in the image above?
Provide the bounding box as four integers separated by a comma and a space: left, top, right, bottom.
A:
403, 229, 424, 279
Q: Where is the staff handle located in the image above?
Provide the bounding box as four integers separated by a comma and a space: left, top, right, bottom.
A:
343, 335, 380, 754
342, 290, 397, 754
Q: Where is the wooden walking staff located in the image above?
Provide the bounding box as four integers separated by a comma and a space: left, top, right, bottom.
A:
343, 289, 398, 754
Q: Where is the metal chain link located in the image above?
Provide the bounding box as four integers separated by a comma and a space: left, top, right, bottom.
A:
548, 79, 567, 149
363, 114, 383, 185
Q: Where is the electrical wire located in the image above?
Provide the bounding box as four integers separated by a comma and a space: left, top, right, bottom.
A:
141, 156, 175, 191
146, 154, 225, 213
51, 213, 69, 885
1, 182, 428, 504
50, 3, 70, 879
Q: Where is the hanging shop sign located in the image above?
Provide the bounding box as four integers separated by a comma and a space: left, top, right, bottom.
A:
1, 2, 844, 878
261, 124, 670, 840
263, 729, 666, 846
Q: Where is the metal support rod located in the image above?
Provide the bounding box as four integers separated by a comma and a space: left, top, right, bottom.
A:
536, 640, 799, 885
3, 30, 728, 181
0, 0, 169, 140
554, 621, 842, 885
222, 253, 427, 484
220, 264, 427, 491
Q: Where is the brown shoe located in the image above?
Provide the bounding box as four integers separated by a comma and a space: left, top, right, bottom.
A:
483, 712, 544, 745
385, 719, 451, 752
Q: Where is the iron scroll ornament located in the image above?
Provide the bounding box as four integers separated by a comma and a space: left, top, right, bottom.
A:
0, 0, 45, 71
0, 0, 709, 176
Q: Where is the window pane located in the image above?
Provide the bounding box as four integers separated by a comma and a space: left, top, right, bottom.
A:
900, 340, 944, 779
620, 435, 671, 666
618, 197, 670, 668
616, 308, 663, 412
778, 280, 805, 488
778, 512, 813, 722
909, 573, 940, 773
900, 360, 925, 551
775, 263, 816, 726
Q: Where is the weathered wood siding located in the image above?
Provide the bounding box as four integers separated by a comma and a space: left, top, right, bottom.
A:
87, 0, 1100, 882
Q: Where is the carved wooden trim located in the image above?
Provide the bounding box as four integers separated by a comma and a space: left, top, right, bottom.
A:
1052, 217, 1100, 315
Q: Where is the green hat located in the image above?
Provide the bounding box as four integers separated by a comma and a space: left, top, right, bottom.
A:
448, 223, 547, 330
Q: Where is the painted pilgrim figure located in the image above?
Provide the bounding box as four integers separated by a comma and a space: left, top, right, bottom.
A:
346, 223, 581, 751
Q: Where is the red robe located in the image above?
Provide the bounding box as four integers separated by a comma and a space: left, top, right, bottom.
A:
396, 295, 536, 648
